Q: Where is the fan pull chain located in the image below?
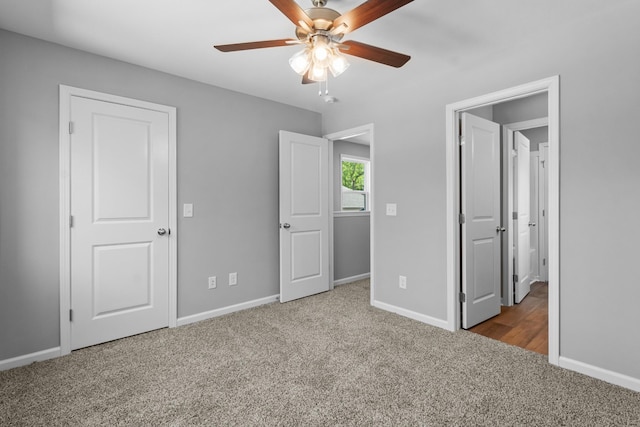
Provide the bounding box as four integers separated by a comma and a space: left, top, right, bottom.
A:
318, 79, 331, 97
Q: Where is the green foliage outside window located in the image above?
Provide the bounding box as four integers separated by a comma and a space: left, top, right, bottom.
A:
342, 161, 365, 191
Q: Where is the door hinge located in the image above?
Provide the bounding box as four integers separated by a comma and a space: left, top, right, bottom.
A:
542, 209, 545, 217
69, 309, 73, 322
459, 213, 466, 224
69, 121, 74, 135
459, 292, 466, 303
513, 274, 519, 283
459, 135, 465, 146
512, 212, 518, 220
69, 215, 74, 227
543, 258, 546, 266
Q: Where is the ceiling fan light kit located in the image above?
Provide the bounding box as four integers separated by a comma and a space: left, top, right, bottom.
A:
288, 32, 351, 82
214, 0, 413, 94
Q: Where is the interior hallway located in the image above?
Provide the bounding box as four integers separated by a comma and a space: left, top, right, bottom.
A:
469, 282, 548, 355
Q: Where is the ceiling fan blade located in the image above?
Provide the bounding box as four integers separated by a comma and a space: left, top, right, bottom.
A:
333, 0, 414, 35
269, 0, 314, 28
339, 40, 410, 68
214, 39, 297, 52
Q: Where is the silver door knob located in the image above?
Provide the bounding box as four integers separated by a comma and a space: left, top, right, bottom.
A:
529, 222, 536, 227
496, 226, 506, 233
282, 223, 291, 229
157, 228, 167, 236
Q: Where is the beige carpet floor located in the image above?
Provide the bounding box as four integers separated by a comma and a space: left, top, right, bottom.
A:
1, 279, 639, 426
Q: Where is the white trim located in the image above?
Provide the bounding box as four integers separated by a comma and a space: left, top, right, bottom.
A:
324, 124, 375, 306
328, 137, 334, 290
503, 117, 549, 131
59, 85, 178, 355
559, 357, 640, 393
176, 295, 279, 327
333, 273, 371, 287
333, 211, 370, 218
324, 124, 372, 144
445, 77, 561, 365
372, 300, 450, 330
0, 347, 61, 371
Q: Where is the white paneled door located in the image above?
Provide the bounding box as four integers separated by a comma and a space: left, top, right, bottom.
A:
70, 96, 170, 350
530, 152, 540, 282
461, 113, 502, 329
515, 131, 531, 303
279, 131, 330, 303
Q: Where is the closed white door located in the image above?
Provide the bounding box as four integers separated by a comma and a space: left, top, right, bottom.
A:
515, 132, 531, 303
279, 131, 330, 303
461, 113, 502, 329
70, 96, 170, 350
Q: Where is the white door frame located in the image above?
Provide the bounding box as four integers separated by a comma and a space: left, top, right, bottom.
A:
503, 118, 548, 307
323, 124, 374, 305
445, 76, 560, 365
59, 85, 178, 356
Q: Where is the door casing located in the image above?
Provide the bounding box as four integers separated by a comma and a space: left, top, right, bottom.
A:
59, 85, 178, 356
445, 76, 560, 365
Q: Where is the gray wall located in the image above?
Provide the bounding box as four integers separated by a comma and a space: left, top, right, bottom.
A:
334, 216, 370, 281
332, 140, 371, 281
0, 30, 321, 360
322, 1, 640, 380
493, 92, 548, 124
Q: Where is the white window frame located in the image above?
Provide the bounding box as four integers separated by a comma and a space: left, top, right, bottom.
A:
340, 154, 370, 212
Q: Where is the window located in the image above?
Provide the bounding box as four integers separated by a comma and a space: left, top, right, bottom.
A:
341, 155, 370, 211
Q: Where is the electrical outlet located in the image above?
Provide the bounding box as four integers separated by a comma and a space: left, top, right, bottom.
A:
229, 272, 238, 286
386, 203, 397, 216
399, 275, 407, 289
208, 276, 216, 289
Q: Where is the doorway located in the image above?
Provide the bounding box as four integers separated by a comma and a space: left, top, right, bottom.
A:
324, 125, 374, 304
445, 77, 560, 365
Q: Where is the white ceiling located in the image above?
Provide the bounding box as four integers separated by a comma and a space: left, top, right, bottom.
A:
0, 0, 612, 112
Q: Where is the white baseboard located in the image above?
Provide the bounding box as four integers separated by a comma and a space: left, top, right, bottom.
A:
334, 273, 370, 287
0, 347, 61, 372
177, 294, 280, 327
372, 300, 450, 330
559, 356, 640, 393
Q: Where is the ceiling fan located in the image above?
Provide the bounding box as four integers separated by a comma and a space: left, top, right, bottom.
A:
214, 0, 414, 85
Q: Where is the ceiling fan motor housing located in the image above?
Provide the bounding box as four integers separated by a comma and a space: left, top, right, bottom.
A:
296, 7, 342, 40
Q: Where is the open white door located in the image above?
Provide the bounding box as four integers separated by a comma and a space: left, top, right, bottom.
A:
279, 131, 330, 303
70, 96, 170, 350
530, 151, 540, 282
461, 113, 502, 328
539, 143, 549, 282
515, 131, 531, 303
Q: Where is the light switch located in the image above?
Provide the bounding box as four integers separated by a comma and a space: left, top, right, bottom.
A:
386, 203, 397, 216
183, 203, 193, 218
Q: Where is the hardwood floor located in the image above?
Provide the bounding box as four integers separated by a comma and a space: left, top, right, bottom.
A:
469, 282, 548, 355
